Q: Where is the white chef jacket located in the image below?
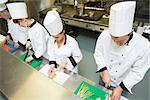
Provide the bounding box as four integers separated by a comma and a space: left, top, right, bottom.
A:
94, 30, 150, 93
7, 19, 28, 44
28, 19, 50, 59
47, 35, 83, 73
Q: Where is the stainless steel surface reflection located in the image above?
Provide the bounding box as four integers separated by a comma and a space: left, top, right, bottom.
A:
0, 47, 80, 100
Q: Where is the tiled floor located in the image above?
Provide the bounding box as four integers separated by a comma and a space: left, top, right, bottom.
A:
0, 92, 8, 100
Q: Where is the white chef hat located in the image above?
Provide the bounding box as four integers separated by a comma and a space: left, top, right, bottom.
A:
0, 0, 8, 4
109, 1, 136, 37
0, 4, 6, 11
7, 2, 28, 19
43, 10, 63, 36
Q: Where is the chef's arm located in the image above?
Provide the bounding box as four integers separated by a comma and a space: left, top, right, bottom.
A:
31, 36, 44, 60
94, 35, 111, 88
27, 39, 30, 42
120, 48, 150, 93
119, 82, 129, 92
94, 36, 107, 71
33, 30, 47, 58
47, 38, 57, 68
96, 67, 107, 73
66, 41, 83, 69
6, 33, 13, 41
17, 41, 26, 49
32, 53, 39, 60
7, 24, 13, 41
49, 61, 57, 68
67, 56, 77, 67
97, 67, 111, 88
25, 39, 31, 49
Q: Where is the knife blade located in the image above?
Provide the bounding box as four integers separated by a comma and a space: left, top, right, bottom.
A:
24, 49, 29, 61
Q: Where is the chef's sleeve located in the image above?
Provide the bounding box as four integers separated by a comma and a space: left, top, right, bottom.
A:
120, 45, 150, 93
33, 29, 47, 58
94, 35, 107, 72
66, 41, 83, 69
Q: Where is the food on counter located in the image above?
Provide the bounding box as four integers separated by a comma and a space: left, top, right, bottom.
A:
48, 72, 56, 79
96, 97, 101, 100
75, 81, 109, 100
40, 64, 70, 85
48, 67, 56, 79
77, 83, 94, 99
82, 91, 94, 99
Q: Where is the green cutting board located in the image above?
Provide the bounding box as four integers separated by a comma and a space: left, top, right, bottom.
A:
74, 81, 109, 100
19, 53, 42, 68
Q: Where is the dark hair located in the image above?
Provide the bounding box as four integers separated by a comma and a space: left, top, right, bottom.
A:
62, 19, 66, 30
127, 31, 133, 36
13, 19, 22, 23
5, 8, 8, 11
6, 1, 25, 4
0, 8, 8, 13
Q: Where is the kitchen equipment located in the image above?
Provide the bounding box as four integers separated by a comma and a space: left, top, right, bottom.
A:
77, 3, 84, 16
142, 25, 150, 41
24, 49, 29, 61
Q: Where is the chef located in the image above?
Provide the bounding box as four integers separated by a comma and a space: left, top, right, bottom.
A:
43, 10, 83, 74
94, 1, 150, 100
0, 1, 28, 49
0, 0, 7, 36
7, 2, 50, 62
0, 0, 8, 3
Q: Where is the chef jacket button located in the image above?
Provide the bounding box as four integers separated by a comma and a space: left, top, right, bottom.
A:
119, 63, 121, 65
122, 54, 123, 56
109, 67, 112, 69
110, 60, 113, 62
114, 78, 116, 80
115, 71, 118, 72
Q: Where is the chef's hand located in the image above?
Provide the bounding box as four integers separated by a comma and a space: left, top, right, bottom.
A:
101, 70, 111, 88
25, 56, 33, 62
111, 86, 123, 100
14, 42, 20, 48
59, 59, 68, 69
48, 66, 55, 75
5, 35, 10, 40
26, 41, 31, 49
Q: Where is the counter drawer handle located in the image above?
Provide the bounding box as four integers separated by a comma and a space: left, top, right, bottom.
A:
65, 21, 69, 23
86, 24, 89, 27
100, 28, 104, 31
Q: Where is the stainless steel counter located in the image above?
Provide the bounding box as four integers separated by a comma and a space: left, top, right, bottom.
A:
0, 48, 128, 100
0, 48, 80, 100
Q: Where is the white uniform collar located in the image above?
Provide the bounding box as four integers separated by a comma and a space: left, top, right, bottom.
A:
28, 18, 36, 28
125, 33, 133, 46
54, 34, 67, 45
